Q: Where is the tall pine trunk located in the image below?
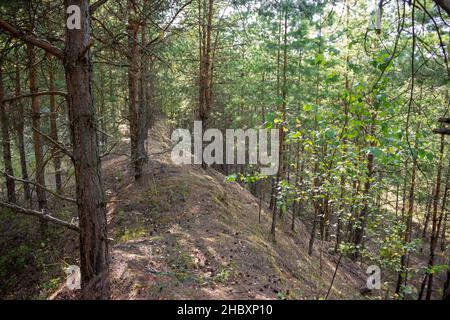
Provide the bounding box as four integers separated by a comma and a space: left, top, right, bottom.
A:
64, 0, 109, 299
395, 150, 417, 295
127, 0, 147, 180
47, 53, 63, 193
419, 136, 445, 300
351, 114, 376, 260
27, 44, 48, 236
13, 49, 31, 201
197, 0, 214, 169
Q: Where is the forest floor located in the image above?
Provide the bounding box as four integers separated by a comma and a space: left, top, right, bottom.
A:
1, 119, 390, 300
50, 119, 369, 300
1, 119, 447, 299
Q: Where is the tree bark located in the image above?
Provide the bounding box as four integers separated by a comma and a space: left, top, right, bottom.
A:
271, 8, 288, 241
47, 53, 63, 193
351, 114, 376, 259
440, 171, 449, 251
422, 186, 433, 240
27, 43, 48, 236
395, 152, 417, 296
127, 0, 147, 180
0, 65, 17, 203
198, 0, 214, 169
0, 1, 110, 299
444, 258, 450, 300
13, 48, 31, 201
420, 136, 445, 300
139, 11, 150, 147
64, 0, 109, 299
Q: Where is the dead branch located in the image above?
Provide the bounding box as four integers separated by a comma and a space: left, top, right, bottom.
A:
0, 20, 64, 60
3, 91, 67, 103
0, 169, 76, 204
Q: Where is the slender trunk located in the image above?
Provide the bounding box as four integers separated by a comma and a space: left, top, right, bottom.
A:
258, 180, 264, 224
47, 53, 62, 193
346, 176, 360, 243
270, 10, 282, 213
0, 66, 16, 203
13, 49, 31, 201
291, 142, 302, 232
109, 66, 116, 129
395, 184, 399, 216
441, 191, 449, 251
272, 9, 288, 241
401, 160, 409, 218
198, 0, 214, 169
444, 256, 450, 300
321, 195, 330, 241
99, 65, 107, 151
439, 164, 449, 251
441, 210, 448, 251
128, 0, 147, 180
351, 153, 373, 254
352, 114, 376, 259
308, 161, 321, 256
308, 15, 323, 255
395, 153, 417, 296
335, 175, 346, 253
422, 186, 433, 240
271, 174, 279, 240
326, 254, 343, 299
336, 2, 350, 251
140, 14, 150, 138
27, 44, 48, 236
261, 72, 265, 123
308, 199, 320, 255
421, 136, 445, 300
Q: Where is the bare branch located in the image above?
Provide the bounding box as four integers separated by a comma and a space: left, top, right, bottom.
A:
145, 0, 193, 50
0, 169, 76, 204
434, 128, 450, 135
32, 126, 74, 161
2, 91, 68, 103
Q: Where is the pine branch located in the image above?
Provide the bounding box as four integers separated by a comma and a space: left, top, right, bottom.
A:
0, 20, 64, 60
434, 128, 450, 135
2, 91, 67, 103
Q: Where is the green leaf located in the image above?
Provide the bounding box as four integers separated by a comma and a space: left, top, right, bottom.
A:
303, 104, 312, 112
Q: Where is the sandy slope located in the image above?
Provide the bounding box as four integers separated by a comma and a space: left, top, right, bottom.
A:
96, 120, 367, 300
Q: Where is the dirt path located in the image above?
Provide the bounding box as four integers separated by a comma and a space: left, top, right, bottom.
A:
97, 120, 367, 300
